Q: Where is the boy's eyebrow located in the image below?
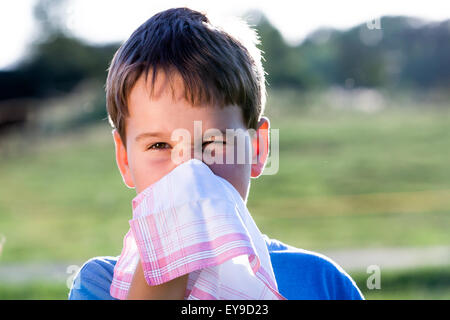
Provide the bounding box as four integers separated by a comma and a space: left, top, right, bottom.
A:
135, 129, 234, 142
135, 131, 168, 142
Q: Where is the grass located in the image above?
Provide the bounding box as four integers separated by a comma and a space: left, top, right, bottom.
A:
0, 88, 449, 299
350, 266, 450, 300
0, 282, 70, 300
0, 124, 135, 262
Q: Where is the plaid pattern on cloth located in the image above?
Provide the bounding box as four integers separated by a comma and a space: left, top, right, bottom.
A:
110, 158, 285, 300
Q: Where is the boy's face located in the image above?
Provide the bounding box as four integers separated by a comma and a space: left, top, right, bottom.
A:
113, 70, 269, 203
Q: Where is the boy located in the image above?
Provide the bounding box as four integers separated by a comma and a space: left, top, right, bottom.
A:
69, 7, 363, 300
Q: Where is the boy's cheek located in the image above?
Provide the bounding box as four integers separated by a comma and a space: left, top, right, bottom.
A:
132, 160, 176, 194
208, 162, 250, 201
131, 152, 250, 200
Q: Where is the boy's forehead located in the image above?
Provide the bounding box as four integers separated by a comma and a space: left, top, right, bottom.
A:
126, 69, 245, 127
126, 78, 246, 139
127, 103, 245, 134
130, 69, 186, 104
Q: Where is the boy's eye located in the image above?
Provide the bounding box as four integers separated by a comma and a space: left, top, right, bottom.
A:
147, 140, 226, 151
147, 142, 171, 150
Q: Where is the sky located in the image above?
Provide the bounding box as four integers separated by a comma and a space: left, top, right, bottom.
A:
0, 0, 449, 70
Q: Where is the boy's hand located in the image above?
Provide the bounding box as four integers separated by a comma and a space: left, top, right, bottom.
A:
127, 259, 189, 300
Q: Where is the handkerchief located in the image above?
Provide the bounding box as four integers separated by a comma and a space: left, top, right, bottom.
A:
110, 158, 285, 300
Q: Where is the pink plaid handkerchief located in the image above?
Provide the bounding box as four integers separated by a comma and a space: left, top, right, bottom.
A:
110, 158, 285, 300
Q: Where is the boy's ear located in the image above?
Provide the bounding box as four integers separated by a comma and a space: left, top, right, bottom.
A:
112, 129, 135, 189
251, 116, 270, 178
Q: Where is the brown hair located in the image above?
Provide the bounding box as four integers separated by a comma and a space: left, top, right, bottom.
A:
106, 7, 266, 148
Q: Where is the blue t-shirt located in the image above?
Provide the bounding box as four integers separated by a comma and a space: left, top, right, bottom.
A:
68, 235, 364, 300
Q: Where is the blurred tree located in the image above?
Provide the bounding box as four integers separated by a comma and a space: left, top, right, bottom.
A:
333, 23, 388, 87
1, 8, 449, 103
0, 0, 119, 100
0, 0, 118, 133
253, 14, 450, 90
255, 14, 316, 88
20, 35, 117, 97
33, 0, 70, 40
299, 28, 342, 86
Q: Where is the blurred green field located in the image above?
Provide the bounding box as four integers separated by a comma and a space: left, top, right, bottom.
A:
351, 266, 450, 300
0, 88, 449, 299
